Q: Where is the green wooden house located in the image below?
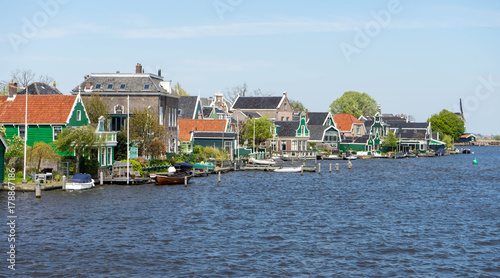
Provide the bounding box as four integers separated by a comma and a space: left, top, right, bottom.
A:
0, 135, 7, 184
0, 94, 90, 153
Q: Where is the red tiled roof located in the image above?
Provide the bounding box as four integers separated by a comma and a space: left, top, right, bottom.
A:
333, 113, 363, 132
0, 95, 77, 124
178, 119, 227, 142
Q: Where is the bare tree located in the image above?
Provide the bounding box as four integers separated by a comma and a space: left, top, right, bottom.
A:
10, 69, 54, 87
223, 82, 272, 103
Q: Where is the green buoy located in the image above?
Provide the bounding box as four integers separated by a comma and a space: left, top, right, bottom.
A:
473, 158, 478, 165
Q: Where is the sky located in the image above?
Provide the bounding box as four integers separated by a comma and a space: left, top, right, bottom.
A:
1, 0, 500, 135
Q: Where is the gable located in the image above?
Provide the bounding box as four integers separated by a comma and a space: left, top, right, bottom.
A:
0, 95, 78, 124
178, 119, 227, 142
295, 115, 310, 137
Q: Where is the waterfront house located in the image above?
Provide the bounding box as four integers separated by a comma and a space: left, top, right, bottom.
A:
178, 96, 203, 119
192, 131, 236, 159
95, 116, 118, 167
334, 113, 366, 138
0, 85, 89, 151
273, 114, 310, 156
0, 134, 7, 184
456, 133, 477, 145
304, 111, 340, 150
178, 119, 228, 153
231, 91, 293, 121
72, 63, 180, 153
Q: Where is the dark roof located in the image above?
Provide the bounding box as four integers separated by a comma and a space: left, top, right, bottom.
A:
18, 82, 62, 95
307, 112, 329, 125
243, 111, 261, 119
396, 129, 427, 140
275, 121, 299, 137
342, 135, 370, 144
389, 122, 429, 129
214, 107, 224, 114
364, 119, 374, 130
232, 96, 282, 110
200, 97, 212, 107
193, 132, 235, 139
72, 73, 167, 94
308, 125, 334, 141
202, 107, 213, 118
178, 96, 198, 119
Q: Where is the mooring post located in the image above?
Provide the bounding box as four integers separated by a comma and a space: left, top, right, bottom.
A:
301, 166, 304, 176
62, 175, 66, 191
318, 163, 321, 174
218, 171, 221, 183
100, 171, 103, 185
329, 163, 332, 173
184, 175, 188, 186
335, 163, 339, 171
348, 161, 352, 170
35, 180, 41, 198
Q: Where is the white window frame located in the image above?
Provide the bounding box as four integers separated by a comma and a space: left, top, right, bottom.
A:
53, 126, 63, 141
19, 125, 26, 140
292, 140, 298, 151
107, 147, 113, 165
159, 106, 164, 125
77, 110, 82, 121
101, 147, 106, 166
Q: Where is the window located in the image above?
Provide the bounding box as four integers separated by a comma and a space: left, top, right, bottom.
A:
119, 84, 126, 89
101, 147, 106, 166
284, 103, 287, 111
356, 126, 360, 135
281, 141, 287, 151
292, 140, 298, 151
144, 84, 150, 90
107, 84, 113, 89
19, 125, 26, 140
114, 104, 124, 114
77, 110, 82, 121
159, 107, 164, 125
286, 117, 289, 121
95, 84, 102, 89
224, 141, 232, 153
53, 126, 63, 140
107, 147, 113, 165
281, 117, 284, 121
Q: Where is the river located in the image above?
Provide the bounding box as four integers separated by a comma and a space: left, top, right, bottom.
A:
1, 146, 499, 277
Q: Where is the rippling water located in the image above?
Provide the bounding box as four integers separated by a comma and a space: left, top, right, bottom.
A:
1, 146, 500, 277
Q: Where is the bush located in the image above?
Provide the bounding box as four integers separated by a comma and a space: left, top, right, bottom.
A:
134, 156, 150, 168
120, 159, 143, 176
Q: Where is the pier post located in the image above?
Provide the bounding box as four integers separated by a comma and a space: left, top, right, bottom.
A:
318, 163, 321, 174
329, 163, 332, 173
335, 163, 339, 171
348, 161, 352, 170
62, 175, 66, 191
301, 166, 303, 176
218, 172, 221, 183
184, 176, 188, 186
35, 180, 41, 198
100, 171, 103, 185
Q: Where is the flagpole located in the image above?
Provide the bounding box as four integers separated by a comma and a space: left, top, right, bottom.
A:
23, 86, 28, 183
127, 95, 130, 185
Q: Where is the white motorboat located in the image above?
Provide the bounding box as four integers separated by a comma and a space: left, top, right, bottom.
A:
249, 157, 277, 166
66, 174, 95, 190
274, 166, 302, 173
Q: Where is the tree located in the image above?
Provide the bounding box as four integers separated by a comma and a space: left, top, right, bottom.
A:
83, 92, 109, 124
329, 91, 377, 118
148, 139, 166, 159
54, 125, 104, 174
382, 131, 398, 152
223, 82, 271, 103
114, 132, 128, 161
427, 109, 465, 141
129, 108, 166, 157
10, 69, 54, 87
27, 142, 60, 172
172, 82, 189, 96
290, 99, 306, 112
5, 135, 24, 158
0, 126, 5, 137
494, 135, 500, 141
244, 116, 273, 147
442, 134, 454, 149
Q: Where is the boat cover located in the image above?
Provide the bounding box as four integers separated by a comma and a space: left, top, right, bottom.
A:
70, 174, 92, 183
174, 163, 193, 171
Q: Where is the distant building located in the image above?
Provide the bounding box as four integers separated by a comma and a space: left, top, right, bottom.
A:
72, 63, 180, 153
18, 82, 62, 95
231, 91, 293, 121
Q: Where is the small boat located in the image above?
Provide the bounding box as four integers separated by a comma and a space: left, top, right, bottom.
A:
344, 155, 357, 160
394, 152, 406, 159
192, 162, 216, 171
66, 174, 95, 190
404, 152, 416, 158
249, 157, 277, 166
372, 152, 389, 158
274, 166, 302, 173
462, 148, 471, 154
156, 173, 194, 185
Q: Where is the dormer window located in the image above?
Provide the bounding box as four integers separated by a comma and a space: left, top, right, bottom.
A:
107, 84, 114, 89
120, 84, 126, 89
144, 84, 150, 90
95, 84, 102, 89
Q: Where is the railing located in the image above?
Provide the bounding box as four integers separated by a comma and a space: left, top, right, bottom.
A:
96, 132, 117, 143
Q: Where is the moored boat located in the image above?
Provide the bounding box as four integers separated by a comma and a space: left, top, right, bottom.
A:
66, 174, 95, 190
274, 166, 302, 173
192, 162, 216, 171
156, 173, 194, 185
249, 157, 277, 166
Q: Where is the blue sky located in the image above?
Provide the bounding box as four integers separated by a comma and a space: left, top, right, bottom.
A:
1, 0, 500, 135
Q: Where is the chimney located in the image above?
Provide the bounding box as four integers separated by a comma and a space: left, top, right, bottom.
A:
158, 69, 161, 76
283, 91, 287, 97
136, 63, 142, 74
85, 81, 91, 90
8, 83, 17, 98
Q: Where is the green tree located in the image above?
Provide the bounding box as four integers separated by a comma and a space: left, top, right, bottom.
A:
244, 116, 273, 147
27, 142, 60, 172
442, 134, 454, 149
290, 99, 306, 112
329, 91, 377, 118
427, 109, 465, 141
494, 135, 500, 141
114, 132, 128, 161
172, 82, 189, 96
54, 125, 104, 174
0, 126, 6, 137
129, 108, 166, 157
382, 131, 398, 152
83, 92, 109, 124
5, 135, 24, 158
